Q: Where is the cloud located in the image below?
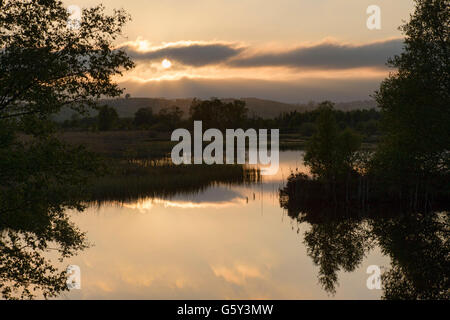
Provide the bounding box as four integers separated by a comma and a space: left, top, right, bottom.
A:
228, 39, 404, 70
121, 38, 403, 70
116, 38, 401, 100
122, 42, 244, 67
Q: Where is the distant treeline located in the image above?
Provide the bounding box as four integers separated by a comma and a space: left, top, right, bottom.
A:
59, 98, 381, 140
263, 107, 380, 138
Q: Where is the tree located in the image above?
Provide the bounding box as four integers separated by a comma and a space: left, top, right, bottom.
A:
189, 98, 248, 130
134, 107, 155, 128
0, 0, 134, 127
373, 0, 449, 204
98, 105, 118, 131
0, 0, 133, 298
158, 105, 183, 130
299, 122, 316, 137
304, 102, 361, 201
304, 102, 340, 182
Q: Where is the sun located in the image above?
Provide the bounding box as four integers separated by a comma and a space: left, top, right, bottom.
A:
162, 59, 172, 69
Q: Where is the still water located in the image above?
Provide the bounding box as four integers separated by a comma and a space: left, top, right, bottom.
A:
60, 151, 391, 299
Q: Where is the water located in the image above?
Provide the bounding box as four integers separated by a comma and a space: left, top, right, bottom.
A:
60, 151, 392, 299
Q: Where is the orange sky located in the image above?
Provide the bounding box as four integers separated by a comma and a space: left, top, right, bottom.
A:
63, 0, 415, 102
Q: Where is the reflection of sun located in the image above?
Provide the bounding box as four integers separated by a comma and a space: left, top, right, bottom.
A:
162, 59, 172, 69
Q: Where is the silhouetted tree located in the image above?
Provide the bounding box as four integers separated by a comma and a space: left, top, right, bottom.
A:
304, 102, 362, 201
189, 98, 248, 130
158, 105, 183, 130
0, 1, 134, 126
97, 105, 119, 131
0, 0, 133, 299
134, 107, 155, 128
373, 0, 449, 207
304, 102, 339, 184
299, 122, 317, 137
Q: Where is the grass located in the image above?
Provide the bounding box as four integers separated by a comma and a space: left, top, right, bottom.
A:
57, 130, 314, 161
57, 130, 310, 159
57, 130, 176, 159
88, 160, 261, 204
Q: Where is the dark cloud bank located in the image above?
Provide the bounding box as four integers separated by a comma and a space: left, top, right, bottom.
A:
123, 38, 403, 70
122, 43, 244, 67
229, 39, 403, 69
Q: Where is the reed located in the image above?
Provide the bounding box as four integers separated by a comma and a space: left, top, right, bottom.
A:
88, 159, 261, 204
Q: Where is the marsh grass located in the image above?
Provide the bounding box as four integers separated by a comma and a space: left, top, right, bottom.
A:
57, 131, 313, 158
56, 131, 264, 204
57, 130, 175, 159
89, 159, 261, 204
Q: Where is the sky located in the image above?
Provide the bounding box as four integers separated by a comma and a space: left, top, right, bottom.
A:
64, 0, 415, 103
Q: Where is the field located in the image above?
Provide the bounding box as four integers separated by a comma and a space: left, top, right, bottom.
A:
57, 130, 312, 160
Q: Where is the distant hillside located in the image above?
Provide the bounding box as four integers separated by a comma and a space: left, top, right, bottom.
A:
334, 100, 378, 111
53, 97, 378, 121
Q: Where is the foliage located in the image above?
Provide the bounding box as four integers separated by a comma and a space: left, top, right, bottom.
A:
0, 130, 103, 299
98, 105, 119, 131
273, 107, 381, 137
298, 122, 317, 137
304, 102, 362, 199
189, 98, 248, 130
0, 0, 134, 130
0, 0, 133, 299
156, 105, 184, 131
133, 107, 155, 128
373, 0, 450, 202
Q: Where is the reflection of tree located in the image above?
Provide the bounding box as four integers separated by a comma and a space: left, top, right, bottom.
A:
281, 165, 449, 299
282, 183, 449, 299
281, 185, 373, 294
0, 220, 87, 300
0, 137, 99, 299
371, 212, 450, 300
299, 212, 373, 295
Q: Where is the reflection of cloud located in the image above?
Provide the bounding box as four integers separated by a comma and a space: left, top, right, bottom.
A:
120, 273, 154, 287
171, 187, 245, 203
122, 201, 154, 211
229, 39, 403, 70
120, 187, 249, 211
212, 264, 265, 285
122, 197, 246, 211
92, 280, 114, 293
158, 199, 246, 209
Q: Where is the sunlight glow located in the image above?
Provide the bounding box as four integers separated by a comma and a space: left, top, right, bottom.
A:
162, 59, 172, 69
